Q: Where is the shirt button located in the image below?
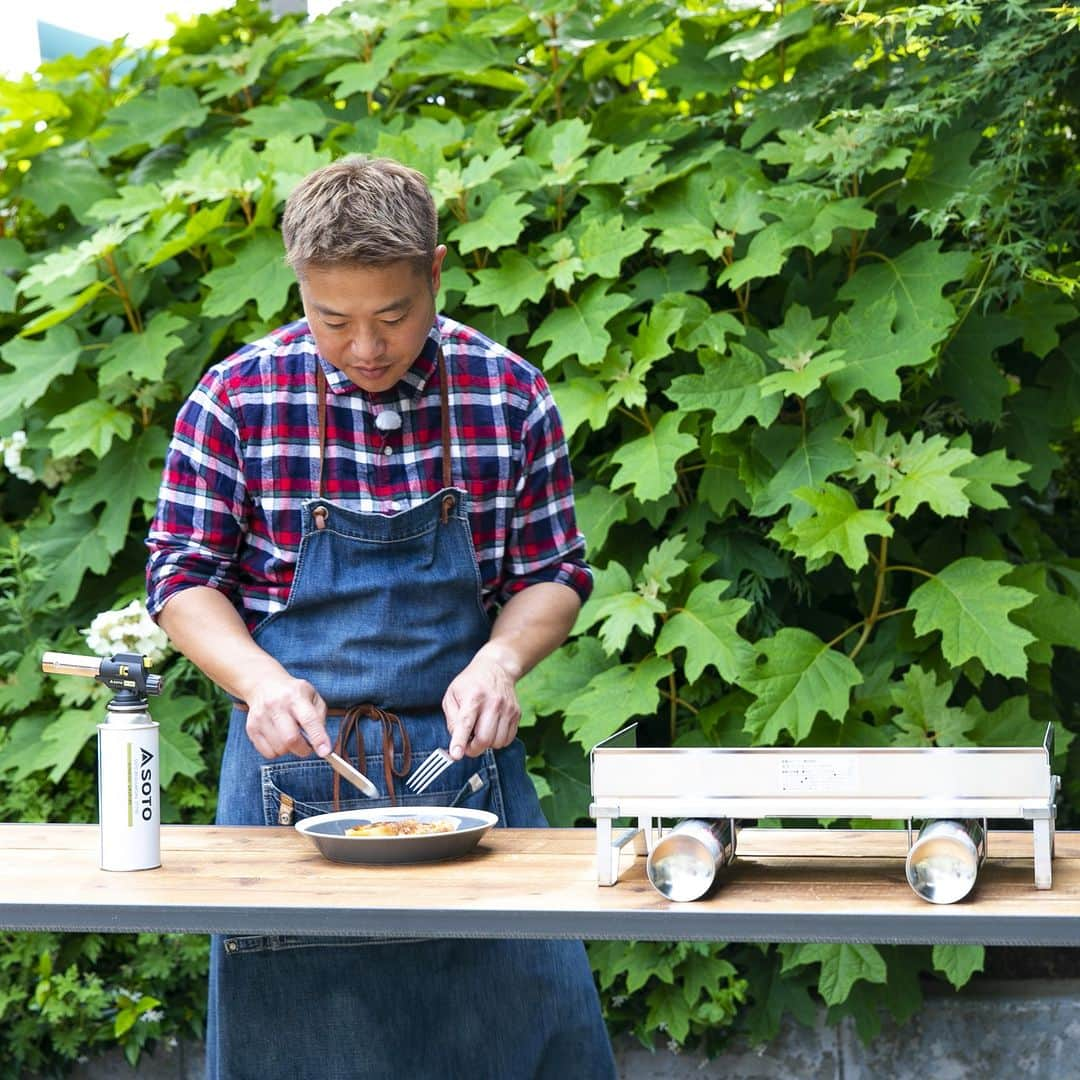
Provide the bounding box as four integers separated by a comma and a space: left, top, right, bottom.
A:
383, 445, 392, 457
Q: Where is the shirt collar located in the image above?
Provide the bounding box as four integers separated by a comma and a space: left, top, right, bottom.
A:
316, 320, 442, 403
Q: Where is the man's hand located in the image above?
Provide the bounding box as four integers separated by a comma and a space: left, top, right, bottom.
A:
442, 650, 521, 760
440, 582, 582, 760
243, 674, 331, 760
157, 586, 332, 760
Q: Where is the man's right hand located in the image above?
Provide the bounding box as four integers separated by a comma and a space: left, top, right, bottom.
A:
156, 586, 332, 760
242, 674, 331, 760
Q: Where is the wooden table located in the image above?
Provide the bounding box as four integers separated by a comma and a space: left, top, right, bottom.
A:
4, 824, 1080, 945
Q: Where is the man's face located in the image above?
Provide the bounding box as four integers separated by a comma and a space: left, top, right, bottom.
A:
298, 247, 446, 394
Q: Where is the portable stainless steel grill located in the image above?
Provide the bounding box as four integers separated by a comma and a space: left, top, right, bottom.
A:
589, 725, 1060, 890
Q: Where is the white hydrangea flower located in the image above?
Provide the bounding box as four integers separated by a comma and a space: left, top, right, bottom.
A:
83, 600, 169, 664
1, 430, 36, 483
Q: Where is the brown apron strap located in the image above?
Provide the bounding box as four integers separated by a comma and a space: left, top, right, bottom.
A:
437, 347, 455, 523
333, 704, 412, 810
312, 364, 329, 530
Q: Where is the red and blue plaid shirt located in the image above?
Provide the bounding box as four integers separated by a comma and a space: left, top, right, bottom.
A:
146, 315, 591, 629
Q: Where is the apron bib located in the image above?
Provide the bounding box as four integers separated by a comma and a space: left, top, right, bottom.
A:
205, 353, 614, 1080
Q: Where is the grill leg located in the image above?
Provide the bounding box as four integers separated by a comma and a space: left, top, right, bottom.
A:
596, 816, 617, 886
1034, 817, 1053, 890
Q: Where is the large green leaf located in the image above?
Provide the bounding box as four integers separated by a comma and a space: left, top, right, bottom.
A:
98, 312, 189, 386
710, 5, 815, 61
631, 301, 686, 367
0, 710, 99, 782
201, 233, 296, 321
831, 240, 970, 397
563, 656, 675, 748
780, 942, 887, 1007
741, 952, 818, 1046
639, 534, 690, 596
1006, 564, 1080, 662
47, 400, 134, 460
151, 695, 208, 786
573, 486, 629, 553
741, 628, 863, 743
528, 282, 634, 369
640, 171, 729, 259
450, 192, 533, 254
577, 215, 649, 280
888, 666, 973, 746
526, 118, 595, 184
39, 709, 101, 783
326, 37, 414, 97
589, 589, 667, 655
0, 325, 82, 423
0, 238, 28, 313
95, 86, 209, 156
666, 345, 780, 434
826, 295, 913, 403
261, 134, 334, 205
551, 377, 611, 436
954, 447, 1029, 510
63, 428, 169, 554
21, 152, 114, 218
908, 558, 1037, 678
238, 99, 329, 141
939, 313, 1018, 424
164, 141, 261, 205
609, 413, 699, 502
931, 945, 984, 990
23, 510, 112, 608
872, 432, 974, 518
721, 198, 875, 290
656, 581, 753, 683
142, 200, 234, 270
785, 483, 893, 571
464, 252, 547, 316
585, 141, 667, 185
752, 416, 856, 517
517, 638, 612, 726
18, 280, 108, 337
0, 650, 46, 718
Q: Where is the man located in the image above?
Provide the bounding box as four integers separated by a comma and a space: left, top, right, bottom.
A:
146, 156, 616, 1080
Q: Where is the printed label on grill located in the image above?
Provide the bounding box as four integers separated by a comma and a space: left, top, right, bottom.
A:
779, 757, 858, 793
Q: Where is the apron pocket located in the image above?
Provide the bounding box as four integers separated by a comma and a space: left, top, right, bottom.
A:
239, 754, 497, 956
261, 752, 500, 825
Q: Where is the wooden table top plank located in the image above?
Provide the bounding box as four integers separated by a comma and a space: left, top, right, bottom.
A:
2, 824, 1079, 944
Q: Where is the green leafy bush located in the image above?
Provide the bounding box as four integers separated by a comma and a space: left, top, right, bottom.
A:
1, 0, 1077, 1070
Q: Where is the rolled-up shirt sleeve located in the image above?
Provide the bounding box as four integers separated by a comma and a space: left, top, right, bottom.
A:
146, 368, 247, 620
500, 377, 592, 606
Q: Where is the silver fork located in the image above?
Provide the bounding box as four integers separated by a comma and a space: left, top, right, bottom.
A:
406, 748, 455, 794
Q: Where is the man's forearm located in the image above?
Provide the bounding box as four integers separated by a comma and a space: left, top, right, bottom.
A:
155, 586, 290, 704
476, 582, 581, 681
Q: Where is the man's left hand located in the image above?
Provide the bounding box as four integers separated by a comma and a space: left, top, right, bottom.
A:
442, 648, 521, 759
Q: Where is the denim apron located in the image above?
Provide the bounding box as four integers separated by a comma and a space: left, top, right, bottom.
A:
206, 353, 615, 1080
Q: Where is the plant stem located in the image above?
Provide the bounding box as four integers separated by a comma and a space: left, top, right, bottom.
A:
848, 530, 889, 661
102, 252, 143, 333
885, 564, 936, 579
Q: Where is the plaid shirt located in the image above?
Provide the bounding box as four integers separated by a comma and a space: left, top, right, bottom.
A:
146, 315, 591, 629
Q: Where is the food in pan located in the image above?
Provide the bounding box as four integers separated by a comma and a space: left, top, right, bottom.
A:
344, 817, 458, 838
